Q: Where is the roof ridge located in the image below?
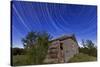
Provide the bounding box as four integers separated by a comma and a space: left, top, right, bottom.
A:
50, 34, 74, 42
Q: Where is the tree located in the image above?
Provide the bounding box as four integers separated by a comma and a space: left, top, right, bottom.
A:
85, 40, 95, 49
81, 39, 86, 48
80, 40, 97, 57
22, 31, 52, 64
22, 31, 37, 48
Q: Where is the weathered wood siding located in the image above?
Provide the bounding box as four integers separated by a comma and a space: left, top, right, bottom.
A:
43, 35, 79, 63
61, 38, 79, 62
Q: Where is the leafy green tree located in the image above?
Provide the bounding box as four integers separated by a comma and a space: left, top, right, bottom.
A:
22, 31, 52, 64
22, 32, 37, 48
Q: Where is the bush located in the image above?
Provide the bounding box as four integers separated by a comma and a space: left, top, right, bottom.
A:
12, 48, 25, 55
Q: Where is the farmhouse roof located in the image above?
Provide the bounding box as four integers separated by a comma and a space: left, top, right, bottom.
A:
50, 34, 75, 42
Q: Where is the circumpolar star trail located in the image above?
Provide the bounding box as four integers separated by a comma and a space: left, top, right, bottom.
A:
12, 1, 97, 48
13, 4, 30, 31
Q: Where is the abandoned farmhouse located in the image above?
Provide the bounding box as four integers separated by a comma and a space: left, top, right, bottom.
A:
44, 34, 79, 63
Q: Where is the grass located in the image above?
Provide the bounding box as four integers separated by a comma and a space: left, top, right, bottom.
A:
12, 55, 46, 66
68, 53, 97, 63
12, 55, 32, 66
12, 53, 97, 66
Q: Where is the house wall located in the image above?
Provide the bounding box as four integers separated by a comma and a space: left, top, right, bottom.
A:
61, 38, 79, 62
44, 37, 79, 63
45, 40, 60, 63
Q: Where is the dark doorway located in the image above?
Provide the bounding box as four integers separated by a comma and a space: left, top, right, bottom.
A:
60, 43, 63, 50
59, 42, 64, 63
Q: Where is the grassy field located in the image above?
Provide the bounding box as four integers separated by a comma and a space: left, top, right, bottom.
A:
12, 55, 31, 66
12, 53, 97, 66
68, 53, 97, 63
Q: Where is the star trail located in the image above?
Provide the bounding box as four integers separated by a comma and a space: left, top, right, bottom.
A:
11, 1, 97, 48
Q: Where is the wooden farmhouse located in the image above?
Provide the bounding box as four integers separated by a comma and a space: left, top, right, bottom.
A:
44, 34, 79, 63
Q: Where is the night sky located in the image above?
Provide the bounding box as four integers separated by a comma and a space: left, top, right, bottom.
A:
12, 1, 97, 48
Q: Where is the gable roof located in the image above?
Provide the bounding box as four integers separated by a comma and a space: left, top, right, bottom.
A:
50, 34, 75, 42
49, 34, 79, 47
